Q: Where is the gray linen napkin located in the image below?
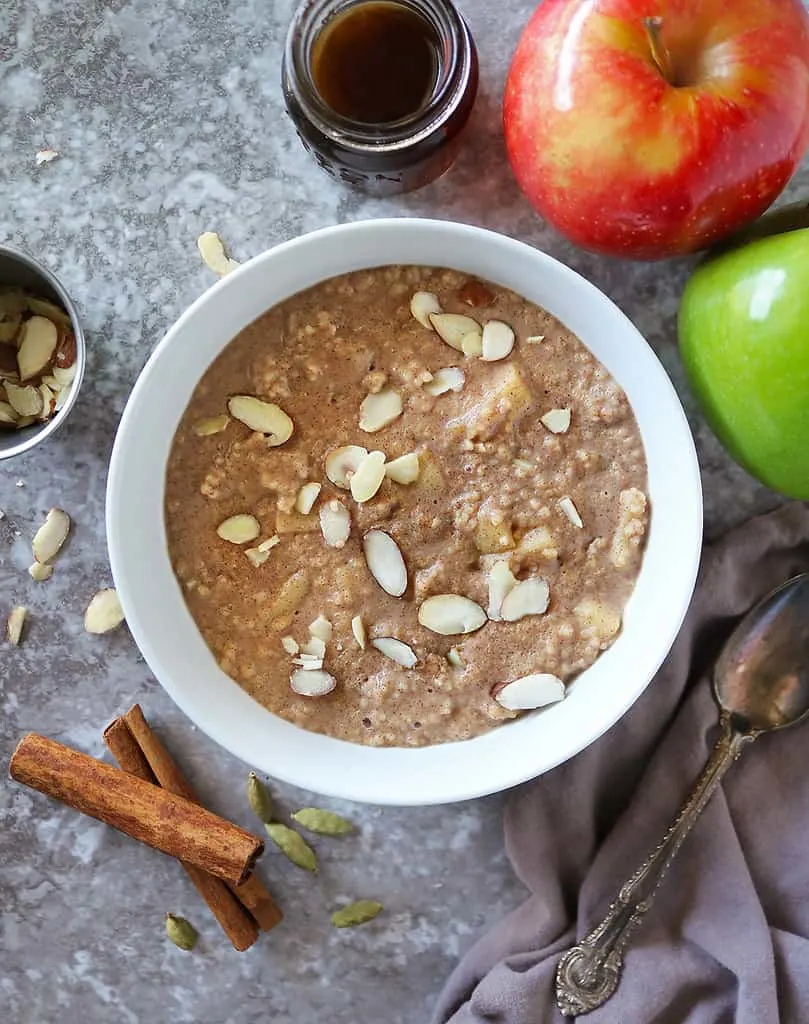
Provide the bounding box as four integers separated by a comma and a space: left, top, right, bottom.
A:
435, 502, 809, 1024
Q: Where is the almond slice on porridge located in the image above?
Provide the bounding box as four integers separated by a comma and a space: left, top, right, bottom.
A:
492, 673, 565, 710
359, 389, 402, 433
227, 395, 293, 446
384, 452, 420, 484
371, 637, 417, 668
410, 291, 442, 328
320, 500, 351, 548
429, 313, 481, 352
363, 530, 407, 597
325, 445, 368, 488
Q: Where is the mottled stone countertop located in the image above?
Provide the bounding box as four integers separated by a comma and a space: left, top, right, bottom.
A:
1, 1, 804, 1021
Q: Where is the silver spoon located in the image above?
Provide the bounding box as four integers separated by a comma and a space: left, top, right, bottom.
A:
555, 572, 809, 1017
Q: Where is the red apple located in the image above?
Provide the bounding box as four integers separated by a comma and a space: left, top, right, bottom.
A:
503, 0, 809, 260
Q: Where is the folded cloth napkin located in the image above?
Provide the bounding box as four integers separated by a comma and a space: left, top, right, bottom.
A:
434, 502, 809, 1024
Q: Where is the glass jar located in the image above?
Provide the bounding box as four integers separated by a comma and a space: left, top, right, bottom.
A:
282, 0, 478, 196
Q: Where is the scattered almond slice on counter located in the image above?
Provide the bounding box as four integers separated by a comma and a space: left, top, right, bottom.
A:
487, 560, 518, 621
192, 415, 230, 437
446, 646, 465, 668
362, 530, 407, 597
410, 291, 442, 328
17, 316, 58, 381
493, 673, 565, 711
418, 594, 487, 636
5, 382, 43, 418
371, 637, 417, 668
559, 496, 583, 529
325, 445, 368, 489
351, 614, 366, 649
481, 321, 515, 362
197, 231, 240, 277
384, 452, 420, 484
541, 408, 571, 434
32, 507, 71, 564
429, 313, 481, 352
319, 499, 351, 548
7, 606, 27, 645
424, 367, 464, 396
290, 668, 336, 697
227, 396, 293, 446
281, 636, 299, 654
499, 578, 550, 622
28, 562, 53, 581
295, 482, 322, 514
217, 514, 260, 545
309, 615, 333, 642
84, 589, 125, 634
359, 389, 402, 433
350, 450, 386, 502
461, 331, 483, 357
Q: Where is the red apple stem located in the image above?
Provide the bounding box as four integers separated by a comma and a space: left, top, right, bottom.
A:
643, 16, 673, 83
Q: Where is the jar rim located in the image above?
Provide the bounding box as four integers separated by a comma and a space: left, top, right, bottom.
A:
283, 0, 474, 153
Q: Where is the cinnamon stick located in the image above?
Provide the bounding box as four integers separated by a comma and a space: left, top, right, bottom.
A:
9, 733, 263, 886
103, 717, 260, 951
116, 706, 282, 933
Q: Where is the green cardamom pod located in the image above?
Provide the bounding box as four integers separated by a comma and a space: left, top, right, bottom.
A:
165, 913, 198, 951
265, 823, 318, 872
291, 807, 355, 836
246, 771, 273, 823
331, 900, 383, 928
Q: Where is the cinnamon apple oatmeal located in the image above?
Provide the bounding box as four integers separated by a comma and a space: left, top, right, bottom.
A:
165, 266, 649, 747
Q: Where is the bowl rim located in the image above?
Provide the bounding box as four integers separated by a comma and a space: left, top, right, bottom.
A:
0, 244, 87, 461
107, 217, 703, 805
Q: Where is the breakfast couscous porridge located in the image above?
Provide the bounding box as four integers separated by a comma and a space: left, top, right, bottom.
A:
165, 266, 649, 747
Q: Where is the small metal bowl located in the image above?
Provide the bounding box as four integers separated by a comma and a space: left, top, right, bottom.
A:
0, 245, 86, 461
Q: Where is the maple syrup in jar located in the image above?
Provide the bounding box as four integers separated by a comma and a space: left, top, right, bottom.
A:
283, 0, 478, 195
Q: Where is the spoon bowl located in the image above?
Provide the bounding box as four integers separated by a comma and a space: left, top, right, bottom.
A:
715, 573, 809, 733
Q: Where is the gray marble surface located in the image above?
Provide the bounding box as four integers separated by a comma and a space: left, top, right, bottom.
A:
1, 1, 804, 1021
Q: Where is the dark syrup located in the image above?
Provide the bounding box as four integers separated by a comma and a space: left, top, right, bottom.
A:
312, 2, 440, 124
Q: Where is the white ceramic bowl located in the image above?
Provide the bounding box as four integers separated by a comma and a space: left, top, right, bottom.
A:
107, 219, 702, 806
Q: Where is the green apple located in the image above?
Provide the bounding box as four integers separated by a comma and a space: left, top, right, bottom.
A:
678, 211, 809, 499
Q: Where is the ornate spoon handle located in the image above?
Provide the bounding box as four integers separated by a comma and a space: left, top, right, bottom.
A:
555, 713, 752, 1017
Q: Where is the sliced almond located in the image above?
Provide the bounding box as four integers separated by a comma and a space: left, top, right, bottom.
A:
487, 560, 518, 621
301, 636, 327, 658
319, 499, 351, 548
292, 657, 324, 670
7, 605, 27, 645
362, 530, 407, 597
245, 546, 270, 567
424, 367, 465, 397
350, 450, 386, 503
429, 313, 481, 351
28, 561, 53, 581
5, 382, 44, 418
258, 535, 280, 552
417, 594, 487, 636
84, 589, 125, 634
351, 614, 366, 649
359, 388, 402, 433
290, 668, 336, 697
32, 507, 71, 564
309, 615, 333, 642
371, 637, 417, 668
0, 401, 19, 427
559, 496, 583, 529
525, 335, 545, 344
227, 396, 293, 446
197, 231, 240, 276
493, 673, 565, 711
192, 414, 230, 437
217, 514, 260, 544
17, 316, 58, 381
385, 452, 420, 485
481, 321, 515, 362
325, 445, 368, 489
295, 482, 322, 514
541, 408, 571, 434
500, 578, 550, 622
410, 291, 442, 328
447, 646, 465, 668
461, 331, 483, 357
281, 636, 299, 654
38, 382, 56, 421
42, 374, 60, 390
